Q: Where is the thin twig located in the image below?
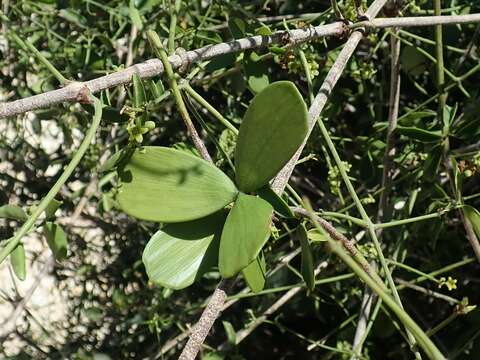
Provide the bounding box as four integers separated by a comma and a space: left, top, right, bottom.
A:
395, 278, 460, 305
351, 13, 480, 29
3, 14, 480, 118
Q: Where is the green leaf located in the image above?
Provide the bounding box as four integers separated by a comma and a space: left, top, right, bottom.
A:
396, 126, 442, 142
244, 51, 269, 94
450, 157, 462, 196
133, 73, 146, 109
128, 0, 143, 29
423, 145, 442, 181
228, 18, 246, 39
256, 185, 294, 218
443, 103, 458, 129
307, 228, 328, 242
45, 198, 62, 221
242, 252, 266, 293
142, 212, 225, 289
10, 243, 26, 281
118, 146, 238, 222
100, 106, 130, 124
255, 24, 272, 36
100, 148, 134, 173
219, 193, 273, 278
0, 204, 27, 221
44, 222, 68, 260
222, 320, 237, 345
59, 9, 87, 28
235, 81, 309, 192
133, 73, 147, 125
463, 206, 480, 240
401, 45, 428, 77
147, 79, 164, 98
298, 224, 315, 291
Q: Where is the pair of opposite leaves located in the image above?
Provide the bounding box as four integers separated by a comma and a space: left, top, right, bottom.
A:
118, 81, 309, 289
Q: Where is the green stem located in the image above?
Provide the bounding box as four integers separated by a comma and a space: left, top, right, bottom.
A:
399, 29, 465, 54
10, 31, 68, 85
386, 260, 439, 283
375, 209, 455, 229
317, 118, 424, 353
434, 0, 447, 119
406, 257, 474, 287
183, 83, 239, 135
321, 211, 366, 227
426, 312, 458, 337
298, 49, 314, 105
227, 273, 354, 300
305, 202, 446, 360
397, 62, 480, 124
147, 30, 212, 163
0, 95, 102, 264
168, 0, 182, 54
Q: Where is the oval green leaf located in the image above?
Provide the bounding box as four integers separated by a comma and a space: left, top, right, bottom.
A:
11, 243, 26, 281
44, 221, 68, 260
463, 205, 480, 240
396, 126, 442, 142
219, 193, 273, 278
0, 204, 27, 221
117, 146, 238, 222
44, 198, 62, 221
307, 228, 328, 242
235, 81, 309, 192
242, 252, 266, 293
133, 74, 146, 108
142, 212, 225, 289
